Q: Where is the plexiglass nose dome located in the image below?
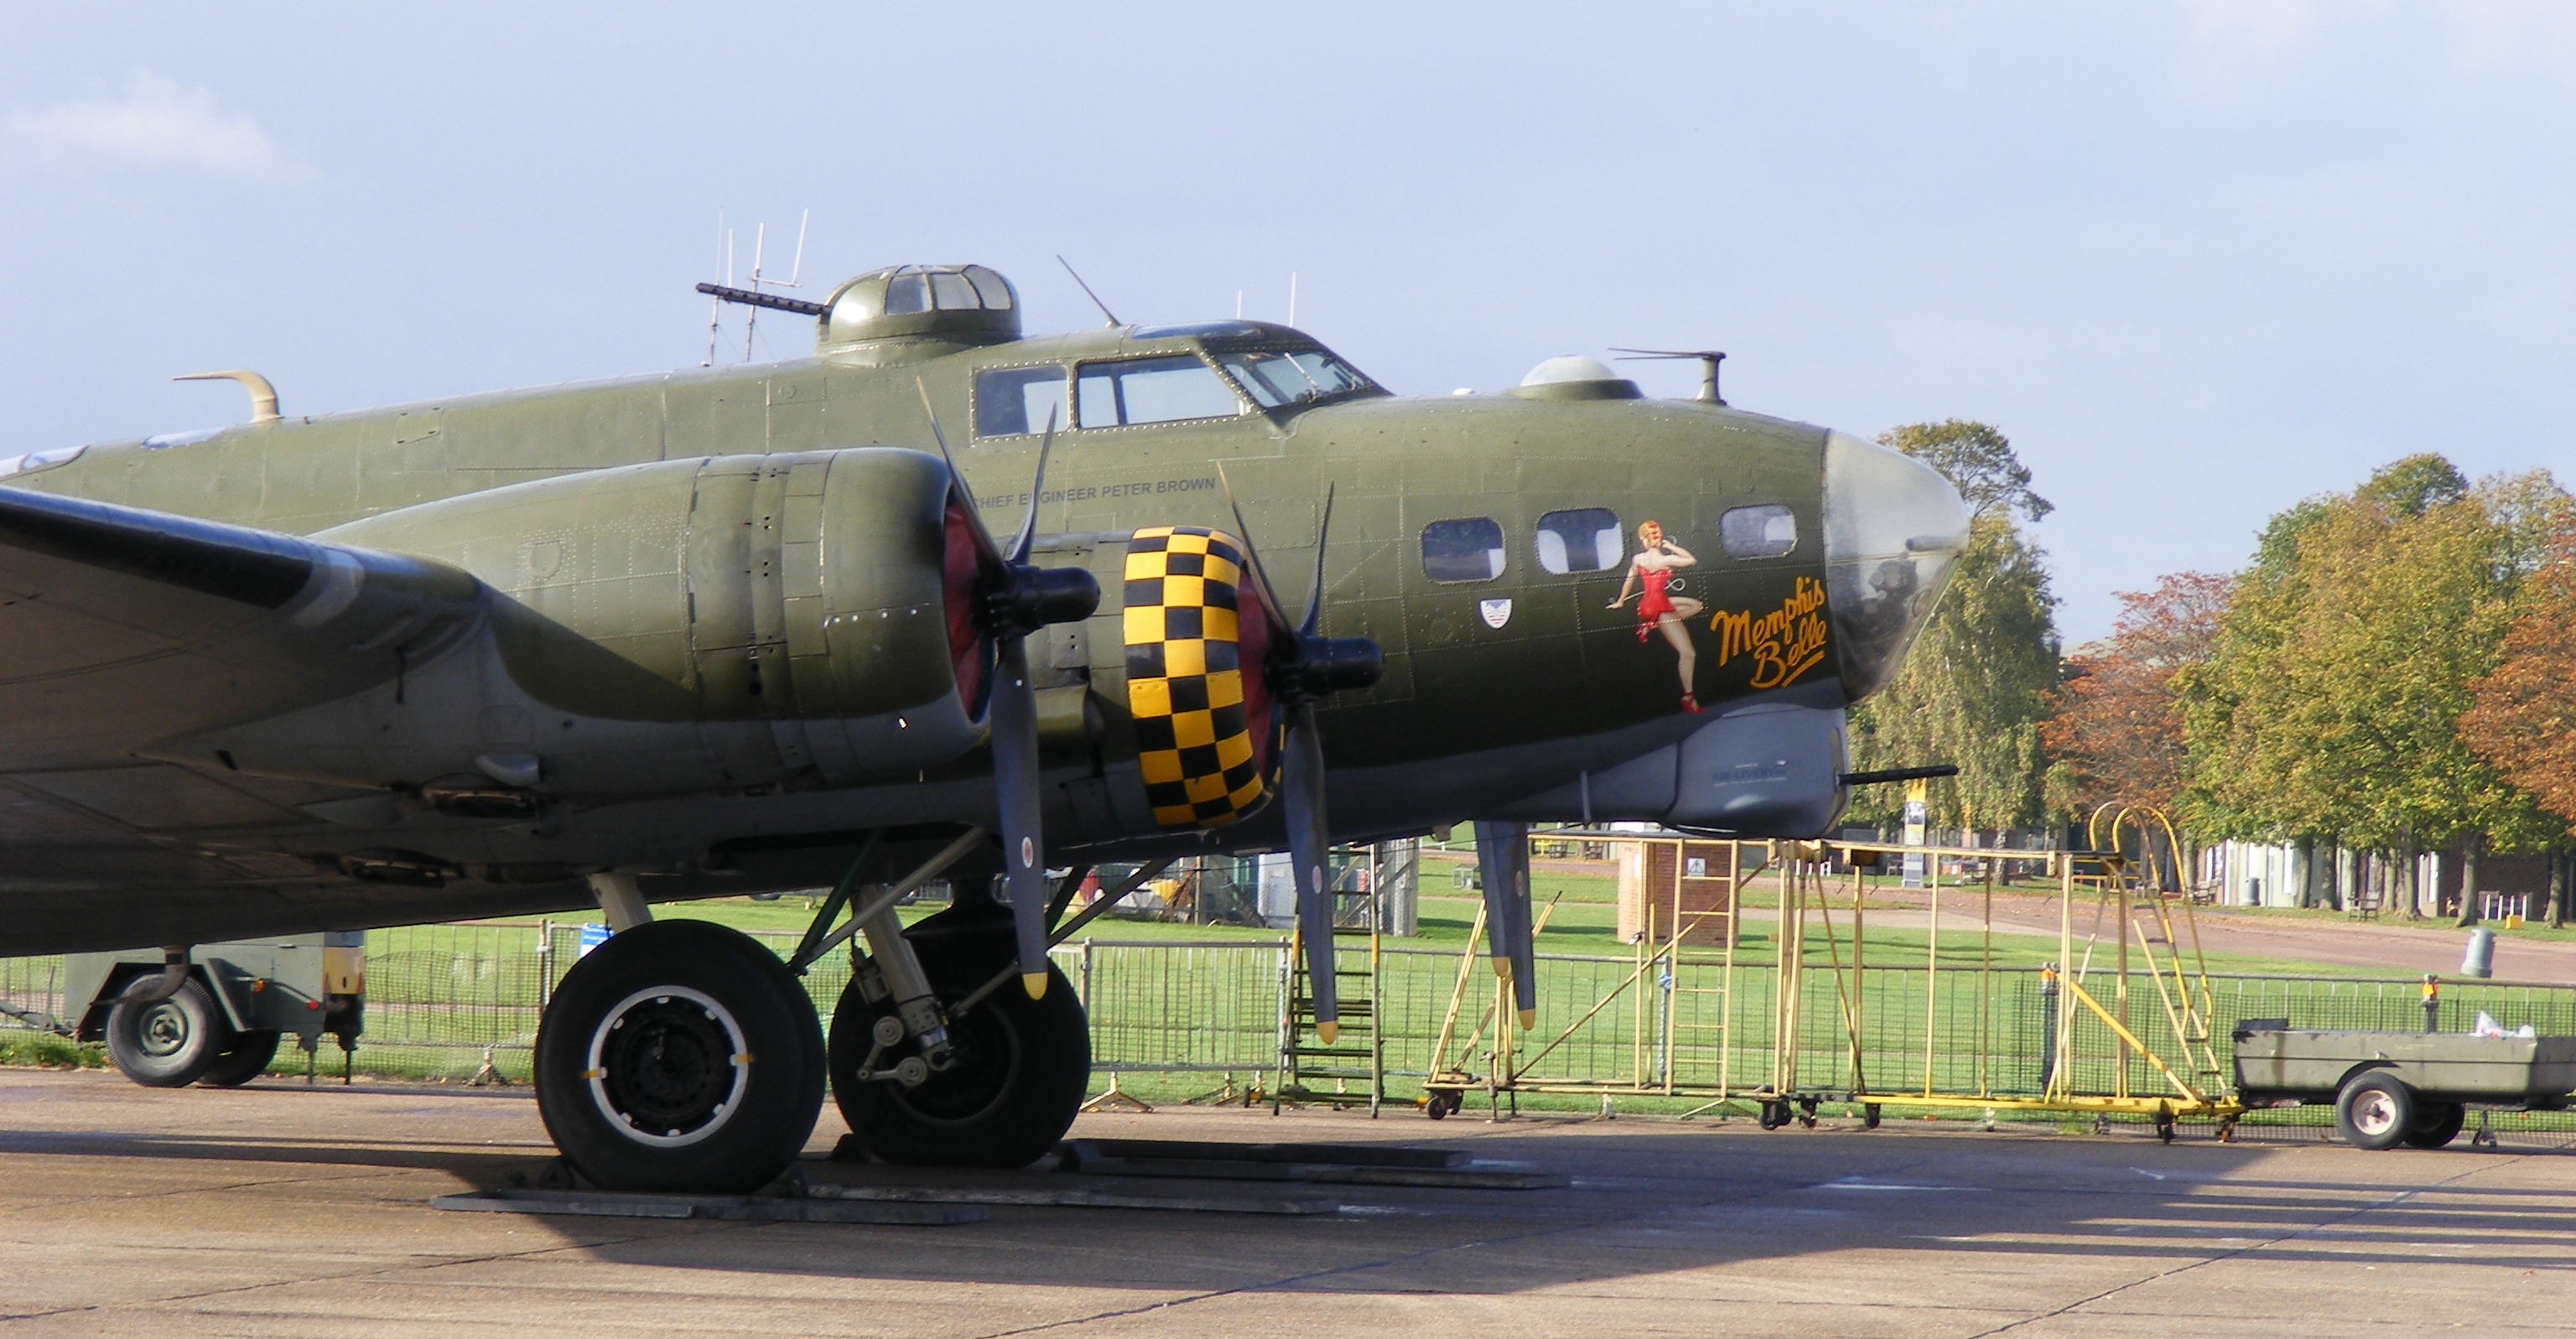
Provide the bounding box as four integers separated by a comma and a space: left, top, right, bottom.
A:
1820, 430, 1971, 703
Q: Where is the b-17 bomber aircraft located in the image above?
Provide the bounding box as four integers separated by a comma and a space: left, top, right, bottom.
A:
0, 263, 1967, 1192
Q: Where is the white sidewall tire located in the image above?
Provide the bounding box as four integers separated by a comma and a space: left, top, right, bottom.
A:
535, 921, 823, 1194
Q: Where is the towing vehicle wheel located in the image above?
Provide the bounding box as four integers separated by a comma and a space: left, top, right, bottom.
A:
199, 1030, 282, 1087
105, 978, 227, 1087
831, 917, 1089, 1169
2334, 1072, 2416, 1150
2402, 1100, 2466, 1150
534, 920, 824, 1194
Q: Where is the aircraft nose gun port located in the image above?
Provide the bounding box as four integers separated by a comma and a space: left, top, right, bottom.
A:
1820, 430, 1970, 704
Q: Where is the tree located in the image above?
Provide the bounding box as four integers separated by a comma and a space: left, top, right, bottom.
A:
1876, 420, 2053, 523
1846, 422, 2062, 835
2355, 453, 2468, 518
2180, 458, 2559, 919
2459, 503, 2576, 899
2040, 572, 2231, 818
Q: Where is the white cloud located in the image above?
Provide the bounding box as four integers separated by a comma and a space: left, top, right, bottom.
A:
5, 71, 304, 182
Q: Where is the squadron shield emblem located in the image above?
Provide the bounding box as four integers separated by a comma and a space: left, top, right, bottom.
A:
1479, 598, 1514, 629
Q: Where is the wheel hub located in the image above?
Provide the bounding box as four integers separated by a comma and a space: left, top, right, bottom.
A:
889, 994, 1017, 1124
585, 986, 750, 1147
136, 1002, 190, 1058
2350, 1090, 2397, 1136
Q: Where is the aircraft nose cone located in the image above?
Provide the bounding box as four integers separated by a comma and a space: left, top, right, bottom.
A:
1820, 430, 1971, 704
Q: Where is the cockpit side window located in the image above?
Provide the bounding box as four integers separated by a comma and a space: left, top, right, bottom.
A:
974, 366, 1070, 439
1075, 356, 1246, 428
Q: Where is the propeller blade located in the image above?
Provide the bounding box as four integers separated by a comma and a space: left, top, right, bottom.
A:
1006, 406, 1059, 564
1472, 820, 1538, 1030
1282, 700, 1337, 1043
1215, 464, 1295, 638
1298, 484, 1334, 637
988, 635, 1051, 998
917, 378, 1005, 576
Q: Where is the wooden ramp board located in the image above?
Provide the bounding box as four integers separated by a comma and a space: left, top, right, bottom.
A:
1063, 1137, 1470, 1169
787, 1164, 1343, 1216
430, 1187, 985, 1225
1054, 1138, 1568, 1190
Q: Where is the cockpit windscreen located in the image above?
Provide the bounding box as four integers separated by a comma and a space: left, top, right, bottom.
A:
1217, 350, 1374, 409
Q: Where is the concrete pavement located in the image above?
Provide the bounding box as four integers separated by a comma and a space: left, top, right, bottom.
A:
1, 1068, 2571, 1336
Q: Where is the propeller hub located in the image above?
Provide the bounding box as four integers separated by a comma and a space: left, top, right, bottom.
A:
1284, 635, 1382, 703
981, 563, 1099, 639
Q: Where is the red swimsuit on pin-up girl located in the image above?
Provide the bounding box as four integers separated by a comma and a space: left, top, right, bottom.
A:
1634, 564, 1675, 641
1612, 520, 1705, 714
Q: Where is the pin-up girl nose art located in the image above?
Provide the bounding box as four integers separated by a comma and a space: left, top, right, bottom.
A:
1611, 519, 1705, 714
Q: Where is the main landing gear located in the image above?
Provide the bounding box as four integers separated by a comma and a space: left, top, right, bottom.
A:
532, 903, 1093, 1193
534, 920, 826, 1193
830, 903, 1091, 1168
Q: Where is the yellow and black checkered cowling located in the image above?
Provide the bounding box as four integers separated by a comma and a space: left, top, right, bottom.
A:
1121, 527, 1276, 830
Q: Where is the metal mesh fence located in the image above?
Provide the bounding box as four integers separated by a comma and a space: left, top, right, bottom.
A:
6, 923, 2575, 1134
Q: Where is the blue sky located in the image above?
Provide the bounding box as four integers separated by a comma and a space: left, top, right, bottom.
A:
5, 2, 2572, 641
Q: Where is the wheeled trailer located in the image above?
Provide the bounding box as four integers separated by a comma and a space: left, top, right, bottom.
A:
65, 933, 365, 1087
2233, 1021, 2576, 1150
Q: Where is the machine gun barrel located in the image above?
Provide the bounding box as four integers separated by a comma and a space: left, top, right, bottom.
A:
1839, 764, 1961, 786
694, 283, 828, 316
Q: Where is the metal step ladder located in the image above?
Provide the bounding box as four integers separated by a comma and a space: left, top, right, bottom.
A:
1273, 853, 1391, 1114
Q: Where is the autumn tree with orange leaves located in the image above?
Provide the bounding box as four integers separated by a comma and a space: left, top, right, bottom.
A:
2040, 573, 2230, 819
2461, 510, 2576, 925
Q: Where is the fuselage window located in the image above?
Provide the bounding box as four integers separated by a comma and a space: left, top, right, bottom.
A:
1075, 356, 1246, 428
1535, 507, 1623, 573
1421, 517, 1507, 584
1719, 504, 1799, 559
974, 366, 1070, 439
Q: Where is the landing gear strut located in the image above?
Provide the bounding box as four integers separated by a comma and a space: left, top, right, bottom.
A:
533, 920, 825, 1193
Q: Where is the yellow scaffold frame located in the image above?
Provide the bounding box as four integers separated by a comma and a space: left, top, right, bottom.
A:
1422, 814, 2242, 1132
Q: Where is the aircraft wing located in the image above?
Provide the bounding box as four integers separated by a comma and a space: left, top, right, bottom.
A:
0, 484, 483, 767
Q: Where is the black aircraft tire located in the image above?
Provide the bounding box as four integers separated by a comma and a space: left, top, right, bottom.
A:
199, 1030, 283, 1087
831, 934, 1089, 1170
2402, 1101, 2467, 1150
534, 920, 825, 1194
2334, 1072, 2417, 1150
105, 978, 229, 1088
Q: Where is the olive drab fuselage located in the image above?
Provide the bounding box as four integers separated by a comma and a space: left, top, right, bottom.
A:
0, 297, 1966, 947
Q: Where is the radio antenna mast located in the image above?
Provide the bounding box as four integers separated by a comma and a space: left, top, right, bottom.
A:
738, 210, 809, 363
1057, 255, 1121, 327
702, 211, 730, 367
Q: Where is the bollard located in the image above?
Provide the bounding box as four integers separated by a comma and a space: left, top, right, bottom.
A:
2422, 974, 2441, 1033
2037, 963, 2059, 1092
2460, 927, 2496, 979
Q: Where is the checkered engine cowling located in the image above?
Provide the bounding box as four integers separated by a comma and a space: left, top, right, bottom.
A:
1120, 526, 1276, 829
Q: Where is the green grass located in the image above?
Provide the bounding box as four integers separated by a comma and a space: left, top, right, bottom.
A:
0, 1034, 103, 1068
